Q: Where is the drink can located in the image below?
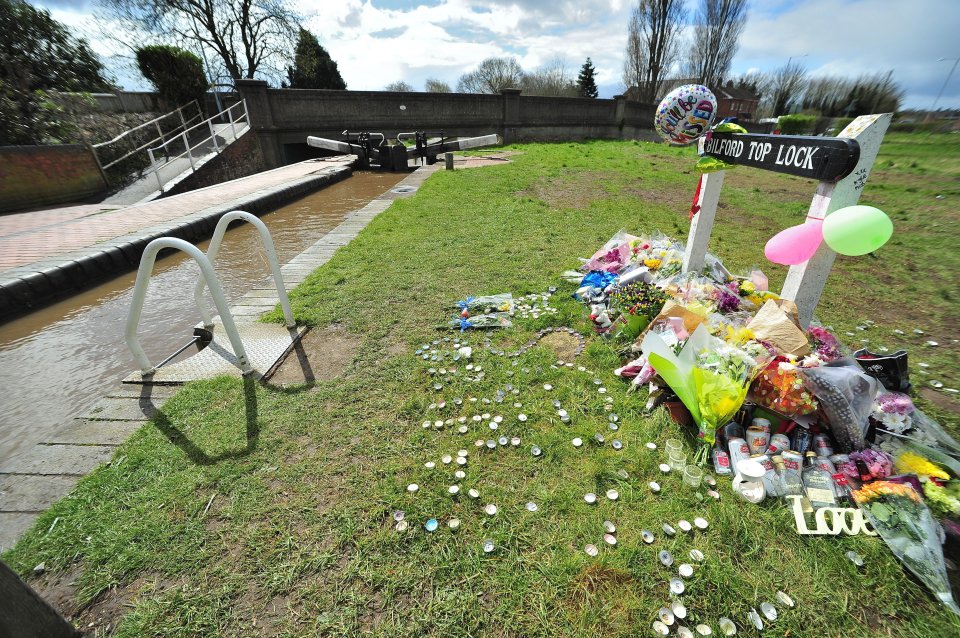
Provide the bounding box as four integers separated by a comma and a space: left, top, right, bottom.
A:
745, 426, 769, 455
751, 453, 778, 496
781, 450, 803, 472
768, 433, 791, 456
829, 453, 854, 476
813, 434, 834, 457
791, 427, 812, 455
712, 445, 731, 475
727, 437, 751, 468
723, 421, 745, 443
751, 417, 772, 434
815, 456, 837, 474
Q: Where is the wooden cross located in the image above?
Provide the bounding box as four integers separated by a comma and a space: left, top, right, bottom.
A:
681, 113, 892, 327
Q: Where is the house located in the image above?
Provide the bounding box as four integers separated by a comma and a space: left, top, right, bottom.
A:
626, 79, 761, 122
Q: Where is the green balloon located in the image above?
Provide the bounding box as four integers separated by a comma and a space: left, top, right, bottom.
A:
822, 205, 893, 256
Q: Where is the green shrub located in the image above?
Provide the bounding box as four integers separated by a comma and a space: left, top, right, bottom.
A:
135, 45, 208, 112
777, 114, 817, 135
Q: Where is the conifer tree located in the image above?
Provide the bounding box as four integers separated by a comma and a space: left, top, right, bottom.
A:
286, 27, 346, 90
577, 58, 599, 98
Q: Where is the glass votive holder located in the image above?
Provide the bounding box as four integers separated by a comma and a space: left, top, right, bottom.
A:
665, 438, 683, 455
668, 450, 687, 471
682, 465, 703, 487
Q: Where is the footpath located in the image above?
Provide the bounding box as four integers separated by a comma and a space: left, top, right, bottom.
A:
0, 163, 439, 551
0, 157, 355, 321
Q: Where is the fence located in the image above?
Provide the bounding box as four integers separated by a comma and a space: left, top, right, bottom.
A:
91, 101, 203, 184
146, 100, 249, 193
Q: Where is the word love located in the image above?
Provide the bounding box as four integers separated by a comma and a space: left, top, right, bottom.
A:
701, 132, 860, 182
786, 496, 878, 536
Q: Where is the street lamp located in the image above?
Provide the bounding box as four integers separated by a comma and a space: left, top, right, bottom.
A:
931, 56, 960, 113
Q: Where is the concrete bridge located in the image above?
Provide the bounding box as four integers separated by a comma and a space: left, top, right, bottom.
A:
235, 79, 658, 168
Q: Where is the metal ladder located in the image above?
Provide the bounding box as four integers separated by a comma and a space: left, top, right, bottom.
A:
125, 211, 294, 376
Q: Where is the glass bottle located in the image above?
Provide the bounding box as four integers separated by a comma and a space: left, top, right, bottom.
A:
772, 455, 803, 498
832, 473, 853, 506
802, 452, 837, 509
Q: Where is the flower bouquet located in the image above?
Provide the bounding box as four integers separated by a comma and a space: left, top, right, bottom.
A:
749, 357, 819, 417
642, 324, 771, 463
608, 281, 668, 341
852, 481, 960, 614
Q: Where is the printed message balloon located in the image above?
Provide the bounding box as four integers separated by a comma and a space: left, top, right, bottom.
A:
654, 84, 717, 145
822, 205, 893, 256
764, 219, 824, 265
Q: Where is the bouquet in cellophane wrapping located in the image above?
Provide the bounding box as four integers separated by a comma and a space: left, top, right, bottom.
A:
852, 481, 960, 615
750, 356, 819, 417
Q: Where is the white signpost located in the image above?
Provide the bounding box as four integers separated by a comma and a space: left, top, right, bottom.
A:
681, 113, 892, 327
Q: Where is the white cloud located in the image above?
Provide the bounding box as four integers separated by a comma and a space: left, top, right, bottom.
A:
28, 0, 960, 107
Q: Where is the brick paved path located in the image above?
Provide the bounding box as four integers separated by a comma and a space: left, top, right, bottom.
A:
0, 159, 348, 273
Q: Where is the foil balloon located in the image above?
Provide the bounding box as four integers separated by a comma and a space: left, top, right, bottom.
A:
654, 84, 717, 145
822, 205, 893, 256
764, 219, 824, 265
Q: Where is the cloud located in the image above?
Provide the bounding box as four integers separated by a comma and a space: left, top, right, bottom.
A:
26, 0, 958, 108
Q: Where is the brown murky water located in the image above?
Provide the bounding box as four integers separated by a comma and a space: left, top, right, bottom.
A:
0, 171, 405, 464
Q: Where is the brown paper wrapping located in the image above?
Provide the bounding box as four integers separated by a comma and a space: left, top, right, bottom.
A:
631, 300, 707, 351
747, 299, 811, 356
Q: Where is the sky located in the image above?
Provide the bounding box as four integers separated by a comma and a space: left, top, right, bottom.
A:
29, 0, 960, 110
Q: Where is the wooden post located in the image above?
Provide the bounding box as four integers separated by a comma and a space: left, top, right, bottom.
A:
682, 170, 725, 273
444, 152, 454, 170
0, 560, 80, 637
780, 113, 892, 327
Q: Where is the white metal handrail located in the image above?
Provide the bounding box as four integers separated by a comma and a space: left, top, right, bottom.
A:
93, 101, 202, 171
125, 237, 252, 376
146, 99, 248, 194
195, 211, 295, 329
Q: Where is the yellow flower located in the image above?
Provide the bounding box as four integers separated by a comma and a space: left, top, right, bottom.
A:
895, 451, 950, 480
739, 281, 756, 294
644, 258, 662, 269
724, 325, 755, 346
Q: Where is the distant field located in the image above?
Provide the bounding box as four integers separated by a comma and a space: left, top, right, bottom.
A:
4, 132, 958, 637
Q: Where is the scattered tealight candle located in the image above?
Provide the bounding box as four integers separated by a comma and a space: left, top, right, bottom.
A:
407, 483, 419, 493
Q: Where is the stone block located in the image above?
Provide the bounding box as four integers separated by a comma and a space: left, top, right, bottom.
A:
0, 445, 114, 476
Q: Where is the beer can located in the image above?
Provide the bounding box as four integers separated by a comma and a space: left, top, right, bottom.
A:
728, 437, 751, 468
751, 453, 779, 496
813, 434, 834, 457
712, 445, 732, 475
781, 450, 803, 472
829, 453, 854, 476
745, 426, 769, 455
751, 417, 772, 434
768, 433, 791, 456
791, 427, 812, 455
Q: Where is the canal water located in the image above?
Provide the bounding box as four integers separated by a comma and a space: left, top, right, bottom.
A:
0, 171, 405, 464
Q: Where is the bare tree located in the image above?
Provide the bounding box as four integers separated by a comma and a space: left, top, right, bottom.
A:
684, 0, 747, 88
456, 57, 524, 94
521, 57, 577, 97
622, 0, 686, 103
424, 78, 451, 92
767, 59, 808, 116
96, 0, 298, 85
385, 80, 414, 92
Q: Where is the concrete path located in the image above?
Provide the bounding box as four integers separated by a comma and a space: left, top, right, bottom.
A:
0, 157, 356, 321
103, 123, 248, 206
0, 164, 440, 552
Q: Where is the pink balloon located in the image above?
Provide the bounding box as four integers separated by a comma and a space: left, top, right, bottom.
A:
764, 219, 824, 265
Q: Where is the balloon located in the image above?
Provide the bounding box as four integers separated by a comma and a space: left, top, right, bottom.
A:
764, 219, 824, 265
822, 205, 893, 256
654, 84, 717, 145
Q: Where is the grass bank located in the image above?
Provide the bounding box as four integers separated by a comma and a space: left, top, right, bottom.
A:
3, 133, 958, 637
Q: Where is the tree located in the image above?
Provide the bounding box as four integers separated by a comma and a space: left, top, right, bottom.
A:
424, 78, 451, 93
576, 58, 599, 98
97, 0, 298, 84
522, 58, 576, 97
456, 57, 524, 94
136, 45, 208, 109
0, 0, 113, 145
285, 27, 345, 89
384, 80, 414, 92
768, 59, 808, 116
622, 0, 686, 103
684, 0, 747, 88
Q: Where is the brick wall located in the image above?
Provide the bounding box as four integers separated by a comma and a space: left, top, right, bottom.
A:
0, 145, 107, 213
160, 130, 266, 198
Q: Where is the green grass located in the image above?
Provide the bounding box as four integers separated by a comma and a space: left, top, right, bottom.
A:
4, 133, 959, 637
